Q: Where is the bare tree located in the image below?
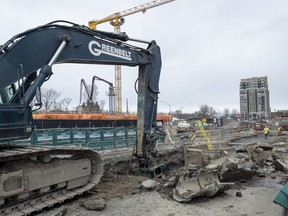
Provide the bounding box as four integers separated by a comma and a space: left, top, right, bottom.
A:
231, 109, 239, 120
223, 108, 230, 118
79, 82, 107, 113
59, 97, 72, 111
80, 83, 99, 106
81, 100, 101, 113
197, 105, 216, 118
99, 99, 106, 112
174, 109, 182, 115
41, 88, 61, 112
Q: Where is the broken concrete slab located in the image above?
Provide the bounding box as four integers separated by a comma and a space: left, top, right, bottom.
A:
274, 159, 288, 173
258, 144, 273, 151
172, 172, 234, 203
256, 167, 266, 177
81, 198, 106, 211
210, 155, 255, 182
163, 176, 177, 188
249, 145, 273, 167
141, 179, 158, 190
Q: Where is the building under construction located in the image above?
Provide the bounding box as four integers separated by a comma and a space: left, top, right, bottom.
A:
239, 76, 271, 121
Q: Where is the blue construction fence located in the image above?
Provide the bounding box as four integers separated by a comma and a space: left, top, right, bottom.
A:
12, 127, 166, 151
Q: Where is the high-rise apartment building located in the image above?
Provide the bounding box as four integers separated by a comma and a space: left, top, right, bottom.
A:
239, 76, 271, 120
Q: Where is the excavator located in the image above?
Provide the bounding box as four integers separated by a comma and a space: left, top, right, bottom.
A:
0, 20, 161, 215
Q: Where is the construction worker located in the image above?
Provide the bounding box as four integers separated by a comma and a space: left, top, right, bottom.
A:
263, 126, 269, 140
277, 126, 284, 135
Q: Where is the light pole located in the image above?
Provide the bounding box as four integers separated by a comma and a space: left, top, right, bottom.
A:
161, 101, 171, 115
161, 101, 172, 125
179, 107, 183, 118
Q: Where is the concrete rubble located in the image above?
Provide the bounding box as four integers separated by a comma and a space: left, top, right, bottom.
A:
171, 140, 282, 203
172, 170, 234, 202
50, 207, 67, 216
210, 148, 256, 182
80, 198, 106, 211
102, 136, 288, 206
141, 179, 159, 190
272, 143, 288, 173
274, 159, 288, 173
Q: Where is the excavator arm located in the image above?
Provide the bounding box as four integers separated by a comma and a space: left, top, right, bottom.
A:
0, 20, 162, 167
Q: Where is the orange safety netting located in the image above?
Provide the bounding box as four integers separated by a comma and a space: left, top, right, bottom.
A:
33, 113, 172, 123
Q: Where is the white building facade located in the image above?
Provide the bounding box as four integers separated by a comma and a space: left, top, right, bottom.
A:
239, 76, 271, 120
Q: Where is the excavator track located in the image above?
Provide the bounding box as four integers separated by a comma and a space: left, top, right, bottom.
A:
0, 145, 103, 216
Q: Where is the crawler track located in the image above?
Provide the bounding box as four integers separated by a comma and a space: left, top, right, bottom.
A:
0, 146, 103, 216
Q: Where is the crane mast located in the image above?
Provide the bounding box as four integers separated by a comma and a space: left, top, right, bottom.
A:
88, 0, 175, 113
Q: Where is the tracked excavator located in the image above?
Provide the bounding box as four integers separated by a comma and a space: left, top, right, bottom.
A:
0, 20, 161, 215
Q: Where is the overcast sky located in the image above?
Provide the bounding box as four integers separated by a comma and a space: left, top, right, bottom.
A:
1, 0, 288, 114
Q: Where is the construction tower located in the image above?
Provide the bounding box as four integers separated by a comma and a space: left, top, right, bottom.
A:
88, 0, 175, 113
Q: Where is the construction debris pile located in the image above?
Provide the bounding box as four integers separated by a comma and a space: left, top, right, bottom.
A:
92, 136, 288, 207
171, 140, 279, 203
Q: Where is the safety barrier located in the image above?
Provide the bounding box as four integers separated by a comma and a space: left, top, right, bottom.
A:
9, 127, 165, 150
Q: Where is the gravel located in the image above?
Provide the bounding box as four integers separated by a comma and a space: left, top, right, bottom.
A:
38, 185, 283, 216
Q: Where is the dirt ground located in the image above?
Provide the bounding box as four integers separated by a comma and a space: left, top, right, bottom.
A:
37, 174, 283, 216
36, 131, 288, 216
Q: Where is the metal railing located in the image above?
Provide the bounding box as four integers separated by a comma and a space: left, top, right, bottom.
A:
8, 127, 166, 151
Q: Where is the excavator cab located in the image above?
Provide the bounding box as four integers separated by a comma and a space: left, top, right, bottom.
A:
0, 77, 35, 141
0, 104, 34, 141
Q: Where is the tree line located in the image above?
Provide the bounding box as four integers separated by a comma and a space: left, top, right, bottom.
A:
34, 88, 239, 119
33, 87, 105, 113
166, 105, 239, 120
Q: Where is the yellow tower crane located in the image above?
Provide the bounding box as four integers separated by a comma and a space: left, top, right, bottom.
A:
88, 0, 175, 113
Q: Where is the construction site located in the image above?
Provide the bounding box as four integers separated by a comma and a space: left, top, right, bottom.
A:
34, 120, 288, 216
1, 1, 288, 216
